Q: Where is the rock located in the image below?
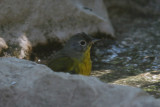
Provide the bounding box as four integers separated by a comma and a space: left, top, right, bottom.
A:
0, 57, 160, 107
0, 37, 8, 53
0, 0, 114, 58
104, 0, 160, 16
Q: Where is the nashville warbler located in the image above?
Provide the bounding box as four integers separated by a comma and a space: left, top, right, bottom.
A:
47, 32, 98, 75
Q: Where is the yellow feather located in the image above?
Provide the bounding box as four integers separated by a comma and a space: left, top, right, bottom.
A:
73, 46, 92, 75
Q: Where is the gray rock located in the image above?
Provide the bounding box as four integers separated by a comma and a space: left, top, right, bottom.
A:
0, 0, 114, 58
104, 0, 160, 15
0, 57, 160, 107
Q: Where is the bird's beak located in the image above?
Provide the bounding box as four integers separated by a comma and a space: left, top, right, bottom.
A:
91, 38, 101, 44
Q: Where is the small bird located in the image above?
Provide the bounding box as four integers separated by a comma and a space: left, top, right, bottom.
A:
47, 32, 98, 76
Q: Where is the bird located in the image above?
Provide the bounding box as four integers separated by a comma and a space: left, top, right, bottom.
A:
47, 32, 99, 76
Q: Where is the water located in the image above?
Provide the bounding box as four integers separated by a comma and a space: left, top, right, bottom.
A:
92, 19, 160, 74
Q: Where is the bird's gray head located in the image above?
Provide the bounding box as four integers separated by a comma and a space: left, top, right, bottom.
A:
64, 32, 94, 53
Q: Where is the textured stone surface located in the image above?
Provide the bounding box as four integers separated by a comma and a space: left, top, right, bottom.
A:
104, 0, 160, 15
0, 0, 114, 58
0, 57, 160, 107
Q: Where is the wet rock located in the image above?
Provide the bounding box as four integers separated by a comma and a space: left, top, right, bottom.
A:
92, 0, 160, 99
0, 57, 160, 107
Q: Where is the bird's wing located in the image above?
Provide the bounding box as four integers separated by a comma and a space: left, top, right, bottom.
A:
47, 56, 74, 72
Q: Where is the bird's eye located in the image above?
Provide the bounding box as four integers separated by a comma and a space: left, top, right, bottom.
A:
79, 40, 86, 46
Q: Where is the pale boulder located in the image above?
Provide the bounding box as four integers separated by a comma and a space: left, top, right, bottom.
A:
0, 57, 159, 107
0, 0, 114, 58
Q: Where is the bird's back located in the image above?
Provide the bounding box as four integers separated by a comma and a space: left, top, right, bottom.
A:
47, 47, 92, 75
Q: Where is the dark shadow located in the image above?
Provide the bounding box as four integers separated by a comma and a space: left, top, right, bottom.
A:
30, 38, 63, 61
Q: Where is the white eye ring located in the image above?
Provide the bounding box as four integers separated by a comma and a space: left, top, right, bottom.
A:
79, 40, 86, 46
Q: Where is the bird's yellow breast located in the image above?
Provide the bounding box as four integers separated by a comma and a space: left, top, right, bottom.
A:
73, 46, 92, 75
